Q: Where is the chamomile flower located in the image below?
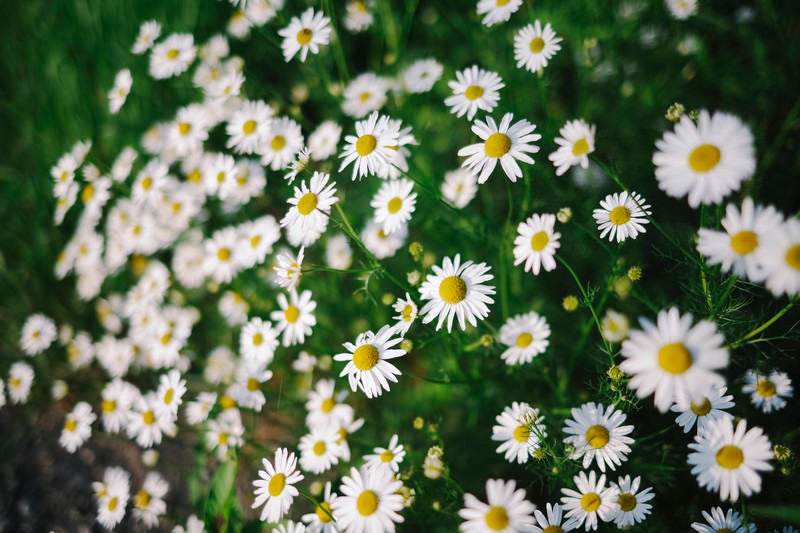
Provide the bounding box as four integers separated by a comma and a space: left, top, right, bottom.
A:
600, 309, 630, 343
691, 506, 756, 533
100, 379, 139, 433
392, 292, 417, 336
364, 434, 406, 473
305, 379, 351, 428
126, 393, 177, 448
532, 503, 574, 533
458, 112, 541, 184
401, 58, 443, 93
611, 475, 654, 528
94, 466, 130, 529
653, 110, 756, 208
620, 307, 729, 412
261, 116, 304, 171
592, 190, 652, 243
8, 361, 34, 404
207, 408, 245, 458
560, 471, 619, 531
301, 480, 339, 532
442, 168, 479, 208
667, 0, 699, 19
204, 227, 242, 284
498, 311, 551, 365
284, 146, 311, 183
742, 369, 793, 413
326, 233, 352, 270
236, 215, 281, 269
280, 171, 338, 245
445, 66, 504, 121
133, 471, 169, 528
513, 213, 561, 275
492, 401, 547, 464
155, 369, 186, 418
458, 478, 536, 532
563, 402, 635, 472
333, 466, 405, 532
271, 289, 317, 347
240, 317, 280, 364
759, 217, 800, 297
185, 391, 217, 425
362, 218, 408, 259
671, 385, 735, 434
476, 0, 523, 27
344, 0, 374, 32
339, 111, 399, 180
59, 401, 96, 453
20, 313, 57, 356
252, 447, 304, 523
132, 20, 161, 54
309, 120, 342, 161
697, 197, 782, 281
371, 178, 417, 235
226, 99, 274, 154
108, 69, 132, 114
149, 33, 196, 79
278, 8, 332, 63
273, 247, 304, 291
688, 417, 773, 501
419, 254, 495, 333
334, 325, 406, 398
514, 21, 563, 73
548, 120, 595, 177
274, 521, 307, 533
230, 360, 273, 411
342, 72, 389, 118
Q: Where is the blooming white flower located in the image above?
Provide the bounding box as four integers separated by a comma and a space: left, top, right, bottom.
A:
401, 58, 443, 93
458, 478, 535, 532
364, 434, 406, 473
498, 311, 551, 365
339, 111, 399, 180
149, 33, 196, 79
252, 448, 304, 523
458, 113, 541, 184
760, 217, 800, 297
371, 178, 417, 235
332, 466, 405, 532
592, 190, 652, 243
560, 471, 619, 531
670, 385, 735, 434
513, 213, 561, 275
108, 69, 133, 114
278, 8, 332, 62
563, 402, 635, 472
742, 368, 793, 413
132, 20, 161, 54
334, 325, 406, 398
476, 0, 523, 27
59, 401, 96, 453
611, 475, 654, 528
514, 21, 563, 73
20, 313, 57, 356
492, 401, 547, 464
441, 168, 479, 208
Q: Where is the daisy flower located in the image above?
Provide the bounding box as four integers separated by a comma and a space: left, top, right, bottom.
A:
667, 0, 699, 19
759, 217, 800, 297
309, 120, 343, 161
301, 480, 339, 532
278, 8, 332, 63
392, 292, 417, 336
688, 417, 773, 501
498, 311, 551, 365
514, 21, 563, 73
230, 360, 273, 411
560, 471, 619, 531
342, 72, 389, 118
419, 254, 495, 333
653, 110, 756, 208
298, 424, 342, 474
273, 247, 304, 291
133, 471, 168, 528
458, 112, 541, 184
207, 408, 245, 459
442, 168, 479, 208
445, 65, 505, 121
334, 325, 406, 398
364, 434, 406, 473
339, 111, 399, 180
204, 227, 242, 284
548, 119, 594, 176
236, 215, 281, 270
332, 466, 405, 532
240, 317, 280, 365
284, 146, 311, 184
271, 289, 317, 347
600, 309, 630, 343
563, 402, 635, 472
592, 190, 652, 243
513, 213, 561, 275
108, 69, 132, 114
458, 478, 535, 532
149, 33, 196, 79
532, 503, 574, 533
620, 307, 729, 412
280, 171, 338, 245
742, 369, 793, 413
59, 401, 96, 453
491, 401, 547, 464
362, 218, 408, 259
697, 197, 783, 282
100, 379, 140, 433
611, 475, 654, 528
7, 361, 34, 404
305, 378, 352, 428
126, 393, 177, 448
132, 20, 161, 54
671, 385, 735, 434
344, 0, 374, 32
94, 466, 130, 529
691, 507, 756, 533
20, 313, 57, 356
252, 448, 304, 523
401, 58, 443, 93
476, 0, 523, 27
273, 520, 307, 533
371, 178, 417, 235
226, 99, 274, 154
155, 369, 186, 418
261, 116, 304, 171
185, 391, 217, 426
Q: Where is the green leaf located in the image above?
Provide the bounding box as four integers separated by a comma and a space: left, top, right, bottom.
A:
204, 454, 239, 532
748, 504, 800, 523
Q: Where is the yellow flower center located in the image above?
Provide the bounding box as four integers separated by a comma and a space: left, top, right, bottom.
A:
219, 394, 237, 410
284, 304, 300, 323
529, 37, 545, 53
496, 0, 510, 5
167, 49, 179, 59
107, 497, 119, 511
485, 506, 509, 530
217, 247, 231, 261
690, 398, 712, 416
218, 432, 228, 445
242, 120, 257, 135
9, 378, 20, 388
135, 490, 151, 508
313, 441, 326, 455
178, 122, 191, 136
271, 135, 286, 151
387, 197, 403, 214
143, 410, 155, 425
484, 133, 511, 158
163, 388, 174, 405
515, 332, 533, 348
188, 169, 202, 183
353, 344, 379, 370
715, 445, 744, 469
81, 184, 95, 204
542, 527, 564, 533
785, 244, 800, 270
464, 85, 484, 100
688, 144, 721, 172
730, 231, 758, 255
439, 275, 467, 304
64, 419, 77, 432
359, 91, 371, 103
572, 138, 590, 156
380, 449, 394, 462
268, 473, 286, 496
252, 333, 263, 346
513, 425, 530, 442
617, 492, 637, 512
718, 529, 735, 533
530, 231, 549, 251
585, 424, 610, 448
250, 235, 261, 248
102, 400, 116, 413
357, 490, 379, 516
297, 192, 318, 215
580, 492, 601, 512
297, 28, 313, 45
756, 379, 776, 398
657, 342, 693, 374
316, 501, 333, 523
217, 171, 227, 184
321, 397, 335, 413
141, 176, 153, 191
402, 304, 414, 322
609, 206, 631, 226
356, 134, 377, 156
247, 378, 260, 392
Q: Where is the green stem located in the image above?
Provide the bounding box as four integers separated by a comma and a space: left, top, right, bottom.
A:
322, 0, 349, 83
728, 299, 796, 348
557, 255, 612, 357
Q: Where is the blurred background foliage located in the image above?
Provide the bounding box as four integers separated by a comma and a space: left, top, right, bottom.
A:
1, 0, 799, 531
